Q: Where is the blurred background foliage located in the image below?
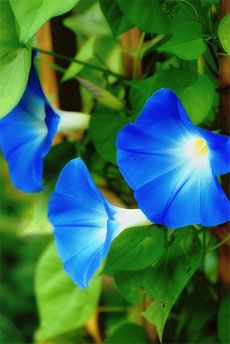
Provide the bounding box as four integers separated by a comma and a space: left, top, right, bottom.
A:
1, 0, 230, 343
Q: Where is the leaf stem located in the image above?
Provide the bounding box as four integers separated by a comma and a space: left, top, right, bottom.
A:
202, 230, 207, 271
33, 47, 126, 80
207, 234, 230, 253
133, 32, 145, 81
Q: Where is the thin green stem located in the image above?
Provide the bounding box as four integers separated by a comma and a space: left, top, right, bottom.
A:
133, 32, 146, 81
98, 306, 131, 313
207, 234, 230, 253
202, 231, 207, 271
33, 47, 126, 80
37, 58, 66, 74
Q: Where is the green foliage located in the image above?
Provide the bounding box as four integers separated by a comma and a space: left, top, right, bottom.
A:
35, 242, 102, 342
99, 0, 133, 37
63, 1, 110, 37
218, 293, 230, 344
115, 228, 202, 341
10, 0, 79, 41
1, 0, 226, 342
89, 105, 128, 164
0, 231, 49, 343
0, 1, 31, 118
0, 0, 78, 118
159, 22, 206, 60
129, 70, 215, 124
103, 226, 166, 272
117, 0, 172, 34
105, 323, 149, 344
218, 14, 230, 55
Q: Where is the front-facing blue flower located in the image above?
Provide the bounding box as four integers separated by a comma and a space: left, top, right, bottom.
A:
0, 58, 60, 192
48, 158, 150, 288
117, 88, 230, 229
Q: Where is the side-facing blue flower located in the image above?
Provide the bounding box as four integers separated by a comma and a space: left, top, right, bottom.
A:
48, 158, 150, 288
0, 57, 60, 192
117, 88, 230, 229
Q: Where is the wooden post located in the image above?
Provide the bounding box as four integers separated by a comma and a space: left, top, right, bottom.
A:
37, 21, 62, 144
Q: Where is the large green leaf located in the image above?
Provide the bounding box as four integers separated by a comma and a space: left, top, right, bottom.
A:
0, 1, 31, 118
129, 70, 214, 124
180, 75, 215, 124
115, 229, 202, 341
218, 14, 230, 55
89, 106, 128, 164
117, 0, 172, 34
218, 293, 230, 344
105, 323, 149, 344
159, 23, 206, 60
0, 1, 20, 59
103, 226, 165, 272
10, 0, 79, 41
35, 242, 102, 342
0, 0, 78, 118
99, 0, 133, 37
0, 47, 32, 118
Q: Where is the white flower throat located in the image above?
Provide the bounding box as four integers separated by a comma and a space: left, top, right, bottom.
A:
185, 137, 209, 163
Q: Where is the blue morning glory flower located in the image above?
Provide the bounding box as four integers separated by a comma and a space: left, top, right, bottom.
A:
117, 88, 230, 229
48, 158, 150, 288
0, 57, 60, 193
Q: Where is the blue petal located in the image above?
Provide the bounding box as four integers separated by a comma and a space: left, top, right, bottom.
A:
117, 88, 230, 228
0, 62, 60, 192
48, 158, 123, 288
134, 88, 196, 138
198, 128, 230, 175
135, 160, 230, 228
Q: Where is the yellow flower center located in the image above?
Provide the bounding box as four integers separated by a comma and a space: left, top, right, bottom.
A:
192, 138, 208, 157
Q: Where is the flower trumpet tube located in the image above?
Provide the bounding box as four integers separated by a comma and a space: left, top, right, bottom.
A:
0, 54, 90, 193
117, 88, 230, 229
48, 158, 151, 288
56, 109, 90, 132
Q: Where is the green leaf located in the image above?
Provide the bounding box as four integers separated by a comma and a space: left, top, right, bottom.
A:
0, 1, 20, 59
129, 69, 192, 118
115, 229, 202, 341
103, 226, 165, 272
105, 323, 149, 344
129, 70, 214, 124
218, 293, 230, 344
0, 47, 32, 118
77, 77, 123, 110
10, 0, 79, 41
180, 75, 215, 124
99, 0, 133, 37
20, 195, 52, 236
89, 106, 127, 164
200, 0, 219, 5
218, 14, 230, 55
117, 0, 172, 34
63, 2, 110, 37
0, 1, 31, 117
62, 37, 96, 82
35, 242, 102, 342
0, 0, 78, 117
159, 23, 206, 60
